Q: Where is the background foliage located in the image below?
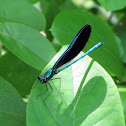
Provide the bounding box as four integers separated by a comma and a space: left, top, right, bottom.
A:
0, 0, 126, 126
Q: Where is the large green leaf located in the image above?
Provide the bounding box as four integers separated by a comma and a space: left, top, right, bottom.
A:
97, 0, 126, 11
0, 0, 46, 31
50, 10, 126, 79
0, 22, 56, 70
0, 76, 26, 126
27, 46, 125, 126
0, 51, 40, 96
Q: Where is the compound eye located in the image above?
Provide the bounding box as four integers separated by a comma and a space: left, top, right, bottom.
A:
38, 76, 45, 83
40, 80, 43, 83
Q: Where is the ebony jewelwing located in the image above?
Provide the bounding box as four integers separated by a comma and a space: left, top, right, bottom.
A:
38, 24, 103, 100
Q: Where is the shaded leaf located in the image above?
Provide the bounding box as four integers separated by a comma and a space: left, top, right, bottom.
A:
40, 0, 76, 40
0, 51, 40, 96
0, 76, 26, 126
117, 22, 126, 63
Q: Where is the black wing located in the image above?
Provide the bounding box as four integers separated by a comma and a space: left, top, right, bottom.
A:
52, 24, 91, 70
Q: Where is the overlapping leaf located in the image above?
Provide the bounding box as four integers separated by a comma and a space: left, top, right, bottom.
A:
0, 22, 56, 70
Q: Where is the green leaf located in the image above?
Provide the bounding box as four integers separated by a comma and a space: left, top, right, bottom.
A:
97, 0, 126, 11
0, 51, 40, 96
0, 22, 56, 70
27, 46, 125, 126
0, 0, 46, 31
50, 10, 126, 79
0, 76, 26, 126
118, 85, 126, 124
28, 0, 39, 4
117, 23, 126, 63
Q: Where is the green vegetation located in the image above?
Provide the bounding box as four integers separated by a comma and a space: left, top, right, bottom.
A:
0, 0, 126, 126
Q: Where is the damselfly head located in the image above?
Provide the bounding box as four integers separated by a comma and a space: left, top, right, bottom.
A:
38, 76, 45, 83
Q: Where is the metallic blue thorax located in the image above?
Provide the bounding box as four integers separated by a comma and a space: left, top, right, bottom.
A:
38, 69, 54, 83
45, 69, 53, 78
